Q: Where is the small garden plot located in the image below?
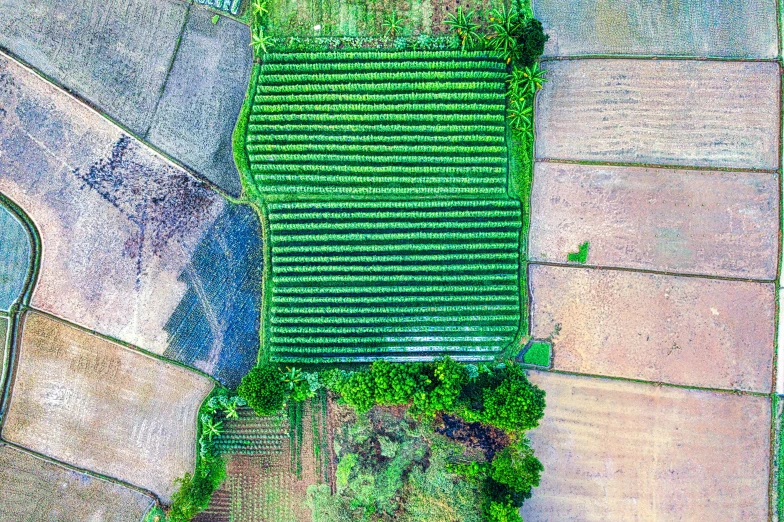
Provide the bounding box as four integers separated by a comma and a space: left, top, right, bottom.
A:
533, 0, 777, 58
522, 371, 770, 521
1, 312, 214, 503
0, 444, 154, 522
196, 397, 329, 521
535, 59, 780, 170
267, 200, 521, 363
529, 265, 775, 392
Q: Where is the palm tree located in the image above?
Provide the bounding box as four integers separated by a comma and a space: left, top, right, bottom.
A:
382, 12, 406, 38
223, 400, 239, 419
444, 7, 481, 51
507, 98, 533, 134
487, 4, 522, 63
251, 27, 272, 54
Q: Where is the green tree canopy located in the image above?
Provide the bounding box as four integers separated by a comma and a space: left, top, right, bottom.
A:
237, 364, 287, 415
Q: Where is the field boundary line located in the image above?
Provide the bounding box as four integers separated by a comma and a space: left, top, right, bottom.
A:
0, 440, 161, 508
528, 261, 777, 285
541, 55, 780, 63
0, 49, 243, 204
143, 4, 191, 140
535, 157, 780, 175
532, 368, 773, 397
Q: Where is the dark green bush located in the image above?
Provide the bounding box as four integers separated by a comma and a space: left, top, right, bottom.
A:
413, 357, 467, 416
340, 370, 376, 413
484, 499, 523, 522
371, 360, 429, 406
168, 457, 226, 522
516, 18, 548, 68
481, 364, 545, 432
237, 364, 287, 415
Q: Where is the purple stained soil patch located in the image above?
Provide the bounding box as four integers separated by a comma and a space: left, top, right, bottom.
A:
0, 53, 262, 383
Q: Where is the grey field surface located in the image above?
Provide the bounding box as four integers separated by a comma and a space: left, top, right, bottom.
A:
535, 59, 780, 170
0, 0, 251, 196
533, 0, 778, 58
0, 444, 155, 522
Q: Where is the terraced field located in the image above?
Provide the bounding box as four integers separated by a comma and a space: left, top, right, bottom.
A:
241, 51, 521, 363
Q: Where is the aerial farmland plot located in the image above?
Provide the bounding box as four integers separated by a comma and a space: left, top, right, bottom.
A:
0, 0, 782, 520
1, 311, 215, 502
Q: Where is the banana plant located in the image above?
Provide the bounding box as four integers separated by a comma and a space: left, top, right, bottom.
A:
281, 366, 305, 390
507, 98, 533, 134
251, 0, 268, 20
251, 27, 272, 54
487, 4, 522, 63
444, 7, 481, 51
382, 12, 405, 38
521, 62, 547, 95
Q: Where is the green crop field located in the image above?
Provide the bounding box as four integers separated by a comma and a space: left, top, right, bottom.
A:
240, 50, 522, 364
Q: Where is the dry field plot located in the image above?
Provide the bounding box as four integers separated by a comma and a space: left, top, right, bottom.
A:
529, 265, 775, 392
533, 0, 778, 58
1, 312, 214, 502
535, 59, 780, 170
521, 372, 770, 521
0, 444, 154, 522
528, 163, 779, 280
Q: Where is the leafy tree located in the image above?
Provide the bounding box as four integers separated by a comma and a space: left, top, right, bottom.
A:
516, 17, 549, 68
168, 458, 226, 522
382, 12, 406, 38
238, 365, 287, 415
413, 356, 467, 416
444, 7, 481, 51
481, 364, 545, 432
372, 360, 429, 405
490, 440, 543, 495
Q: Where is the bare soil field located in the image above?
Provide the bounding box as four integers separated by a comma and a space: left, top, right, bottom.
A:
529, 264, 775, 392
533, 0, 778, 58
521, 371, 770, 521
0, 53, 262, 386
1, 311, 214, 503
0, 0, 250, 195
528, 163, 779, 280
0, 443, 154, 522
535, 59, 780, 170
145, 8, 252, 196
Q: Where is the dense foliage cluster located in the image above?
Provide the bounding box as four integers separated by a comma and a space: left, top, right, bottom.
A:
237, 364, 288, 415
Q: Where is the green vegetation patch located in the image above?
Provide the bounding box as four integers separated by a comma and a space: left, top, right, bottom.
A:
267, 200, 521, 363
245, 51, 508, 199
567, 241, 590, 264
522, 340, 551, 367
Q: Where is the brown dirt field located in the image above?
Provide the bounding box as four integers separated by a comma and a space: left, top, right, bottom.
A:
529, 264, 775, 392
521, 371, 770, 521
534, 59, 780, 170
533, 0, 778, 59
0, 443, 154, 521
1, 311, 214, 503
528, 162, 779, 280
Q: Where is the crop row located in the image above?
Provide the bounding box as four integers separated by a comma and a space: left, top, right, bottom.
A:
246, 132, 504, 145
259, 70, 507, 86
248, 143, 506, 156
269, 219, 519, 232
253, 91, 502, 105
255, 81, 503, 95
271, 294, 518, 305
272, 284, 518, 295
268, 199, 519, 212
270, 324, 520, 334
271, 304, 519, 315
260, 60, 505, 74
270, 354, 499, 363
262, 51, 502, 63
272, 253, 518, 265
247, 123, 504, 136
251, 103, 504, 115
248, 112, 502, 125
251, 162, 504, 175
250, 154, 503, 166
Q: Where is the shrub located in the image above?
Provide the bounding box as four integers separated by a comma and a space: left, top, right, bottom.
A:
340, 371, 376, 413
168, 458, 226, 522
481, 364, 545, 432
372, 360, 429, 405
237, 365, 287, 415
484, 500, 523, 522
413, 357, 467, 416
490, 441, 543, 495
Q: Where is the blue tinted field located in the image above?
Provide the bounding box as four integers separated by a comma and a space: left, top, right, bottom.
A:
0, 204, 31, 311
